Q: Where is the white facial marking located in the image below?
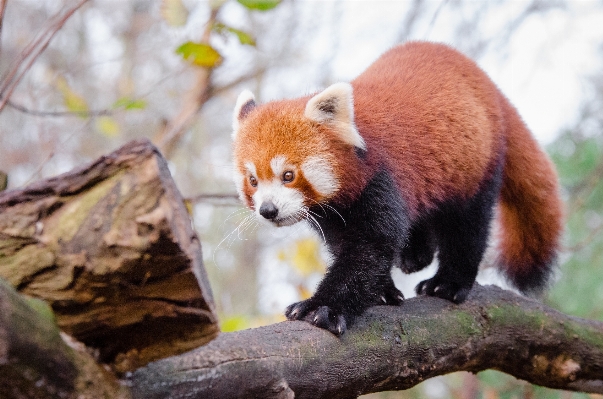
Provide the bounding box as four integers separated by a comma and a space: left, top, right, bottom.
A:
252, 179, 304, 227
301, 156, 339, 197
244, 161, 257, 177
233, 168, 245, 200
270, 155, 288, 177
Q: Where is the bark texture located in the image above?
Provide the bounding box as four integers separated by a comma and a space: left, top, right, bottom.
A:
0, 278, 130, 399
131, 284, 603, 399
0, 139, 218, 373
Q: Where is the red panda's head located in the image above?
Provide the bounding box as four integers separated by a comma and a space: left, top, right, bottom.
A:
232, 83, 366, 227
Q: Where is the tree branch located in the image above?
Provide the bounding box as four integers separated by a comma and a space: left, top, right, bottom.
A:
154, 7, 220, 158
131, 284, 603, 399
0, 0, 89, 112
5, 98, 114, 117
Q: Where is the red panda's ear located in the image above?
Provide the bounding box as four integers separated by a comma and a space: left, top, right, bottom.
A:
304, 83, 366, 150
232, 90, 256, 138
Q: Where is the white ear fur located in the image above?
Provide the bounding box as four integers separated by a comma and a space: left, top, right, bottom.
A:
232, 90, 256, 138
304, 82, 366, 150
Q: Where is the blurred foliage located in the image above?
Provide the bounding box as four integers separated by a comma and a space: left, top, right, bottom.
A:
160, 0, 189, 27
546, 117, 603, 320
56, 76, 88, 115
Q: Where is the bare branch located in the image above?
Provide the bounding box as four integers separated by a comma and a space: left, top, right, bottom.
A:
186, 193, 240, 207
0, 0, 89, 112
154, 7, 220, 158
0, 0, 7, 57
5, 99, 114, 117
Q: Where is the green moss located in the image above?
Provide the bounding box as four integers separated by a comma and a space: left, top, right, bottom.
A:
487, 303, 603, 350
53, 171, 124, 242
0, 244, 56, 286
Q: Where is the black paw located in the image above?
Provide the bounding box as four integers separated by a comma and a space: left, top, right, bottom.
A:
415, 276, 471, 304
285, 299, 348, 336
379, 282, 405, 306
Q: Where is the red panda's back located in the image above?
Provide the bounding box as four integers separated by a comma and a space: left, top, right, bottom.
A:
352, 42, 506, 216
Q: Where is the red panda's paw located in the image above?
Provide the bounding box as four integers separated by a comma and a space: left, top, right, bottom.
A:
380, 283, 405, 306
285, 300, 348, 336
415, 277, 472, 304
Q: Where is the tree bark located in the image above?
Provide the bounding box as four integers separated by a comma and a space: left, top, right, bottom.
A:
0, 278, 130, 399
0, 139, 218, 373
130, 284, 603, 399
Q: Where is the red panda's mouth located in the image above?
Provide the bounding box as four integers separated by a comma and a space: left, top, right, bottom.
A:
272, 216, 303, 227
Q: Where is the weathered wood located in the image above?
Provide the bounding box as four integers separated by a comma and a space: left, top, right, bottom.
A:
130, 284, 603, 399
0, 139, 218, 373
0, 278, 131, 399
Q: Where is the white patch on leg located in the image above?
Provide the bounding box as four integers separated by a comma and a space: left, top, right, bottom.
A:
301, 156, 339, 197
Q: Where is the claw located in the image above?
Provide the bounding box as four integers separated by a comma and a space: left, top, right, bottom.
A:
381, 296, 387, 304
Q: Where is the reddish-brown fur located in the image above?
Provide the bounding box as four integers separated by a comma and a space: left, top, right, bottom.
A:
234, 41, 563, 286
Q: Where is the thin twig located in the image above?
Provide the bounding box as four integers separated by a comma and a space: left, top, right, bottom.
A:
0, 0, 89, 112
209, 65, 268, 98
6, 99, 113, 117
186, 193, 240, 207
0, 0, 7, 58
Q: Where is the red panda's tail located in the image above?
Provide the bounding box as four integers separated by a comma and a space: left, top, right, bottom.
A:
495, 100, 564, 296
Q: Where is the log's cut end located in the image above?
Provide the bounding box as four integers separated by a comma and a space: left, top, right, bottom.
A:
0, 138, 219, 373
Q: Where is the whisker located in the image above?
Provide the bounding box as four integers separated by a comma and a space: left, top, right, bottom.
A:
306, 212, 326, 242
304, 196, 346, 226
213, 212, 255, 266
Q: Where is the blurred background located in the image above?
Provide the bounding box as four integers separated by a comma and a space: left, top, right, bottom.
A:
1, 0, 603, 398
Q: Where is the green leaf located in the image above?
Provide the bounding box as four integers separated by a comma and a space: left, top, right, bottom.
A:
161, 0, 189, 27
213, 22, 256, 46
175, 42, 222, 68
95, 116, 120, 137
112, 97, 147, 110
237, 0, 281, 11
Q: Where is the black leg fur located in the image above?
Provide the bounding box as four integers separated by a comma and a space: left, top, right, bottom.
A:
399, 219, 436, 274
285, 170, 409, 336
415, 162, 504, 303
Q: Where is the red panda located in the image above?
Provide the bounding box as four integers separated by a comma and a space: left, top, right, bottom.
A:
231, 41, 563, 336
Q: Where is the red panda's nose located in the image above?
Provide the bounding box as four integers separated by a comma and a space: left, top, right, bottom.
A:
259, 201, 279, 220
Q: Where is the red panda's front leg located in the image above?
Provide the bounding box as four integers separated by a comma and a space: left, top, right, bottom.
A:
285, 243, 405, 335
285, 170, 409, 336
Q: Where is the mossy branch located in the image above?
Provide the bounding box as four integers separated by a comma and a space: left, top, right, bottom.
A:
131, 284, 603, 399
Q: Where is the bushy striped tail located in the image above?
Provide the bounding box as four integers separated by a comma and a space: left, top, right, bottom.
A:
496, 101, 563, 295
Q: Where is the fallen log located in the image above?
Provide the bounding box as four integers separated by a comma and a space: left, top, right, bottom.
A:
0, 139, 218, 373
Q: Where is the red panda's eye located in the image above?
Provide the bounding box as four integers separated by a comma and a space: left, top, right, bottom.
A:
283, 171, 294, 183
249, 176, 258, 187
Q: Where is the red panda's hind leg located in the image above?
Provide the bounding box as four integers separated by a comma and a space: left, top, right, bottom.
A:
416, 161, 504, 303
399, 220, 437, 274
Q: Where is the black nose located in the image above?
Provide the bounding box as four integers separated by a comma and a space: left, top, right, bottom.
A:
259, 201, 279, 220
